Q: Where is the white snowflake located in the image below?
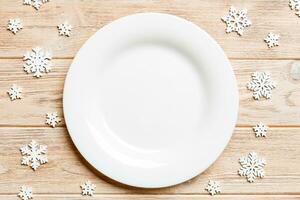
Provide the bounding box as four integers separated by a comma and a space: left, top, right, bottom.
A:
264, 32, 280, 48
81, 180, 96, 196
221, 6, 251, 36
238, 152, 266, 183
18, 186, 33, 200
205, 180, 221, 196
7, 84, 22, 101
289, 0, 300, 17
46, 112, 61, 128
57, 22, 72, 37
23, 47, 52, 78
20, 140, 48, 170
247, 71, 276, 100
7, 18, 23, 34
253, 122, 268, 137
23, 0, 49, 10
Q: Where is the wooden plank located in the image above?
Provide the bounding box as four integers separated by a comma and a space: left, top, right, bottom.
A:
0, 127, 299, 194
0, 59, 299, 126
0, 195, 299, 200
1, 0, 300, 58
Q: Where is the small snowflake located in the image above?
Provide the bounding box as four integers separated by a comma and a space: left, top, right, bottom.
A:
57, 22, 72, 37
247, 71, 276, 100
221, 6, 251, 36
289, 0, 300, 16
264, 32, 280, 48
81, 180, 96, 196
205, 180, 221, 196
253, 122, 268, 137
7, 84, 22, 101
45, 112, 61, 127
238, 152, 266, 183
23, 0, 49, 10
18, 186, 33, 200
20, 140, 48, 170
23, 47, 52, 78
7, 18, 23, 34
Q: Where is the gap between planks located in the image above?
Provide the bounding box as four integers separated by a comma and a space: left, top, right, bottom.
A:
0, 193, 299, 196
2, 57, 300, 60
0, 125, 299, 128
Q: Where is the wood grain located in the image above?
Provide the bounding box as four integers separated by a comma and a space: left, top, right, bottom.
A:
0, 195, 300, 200
1, 0, 300, 58
0, 127, 299, 194
0, 59, 299, 126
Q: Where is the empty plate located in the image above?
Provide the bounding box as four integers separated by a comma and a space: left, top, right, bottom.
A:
63, 13, 239, 188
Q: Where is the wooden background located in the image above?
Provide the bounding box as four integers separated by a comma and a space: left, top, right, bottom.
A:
0, 0, 300, 199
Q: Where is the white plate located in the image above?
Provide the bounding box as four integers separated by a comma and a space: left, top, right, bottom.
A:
63, 13, 239, 188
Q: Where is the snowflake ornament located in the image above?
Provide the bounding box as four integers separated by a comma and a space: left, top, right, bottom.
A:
205, 180, 221, 196
7, 84, 22, 101
221, 6, 251, 36
238, 152, 266, 183
23, 0, 49, 10
264, 33, 280, 48
7, 18, 23, 34
20, 140, 48, 170
45, 112, 61, 127
81, 180, 96, 196
289, 0, 300, 17
57, 22, 72, 37
23, 47, 52, 78
18, 186, 33, 200
247, 71, 276, 100
253, 122, 268, 137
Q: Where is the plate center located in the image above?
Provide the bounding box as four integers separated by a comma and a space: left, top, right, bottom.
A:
97, 43, 207, 150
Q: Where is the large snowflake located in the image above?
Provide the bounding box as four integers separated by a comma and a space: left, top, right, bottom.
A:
23, 47, 52, 78
18, 186, 33, 200
20, 140, 48, 170
238, 152, 266, 183
289, 0, 300, 17
221, 6, 251, 36
247, 71, 276, 100
23, 0, 50, 10
81, 180, 96, 196
205, 180, 221, 196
